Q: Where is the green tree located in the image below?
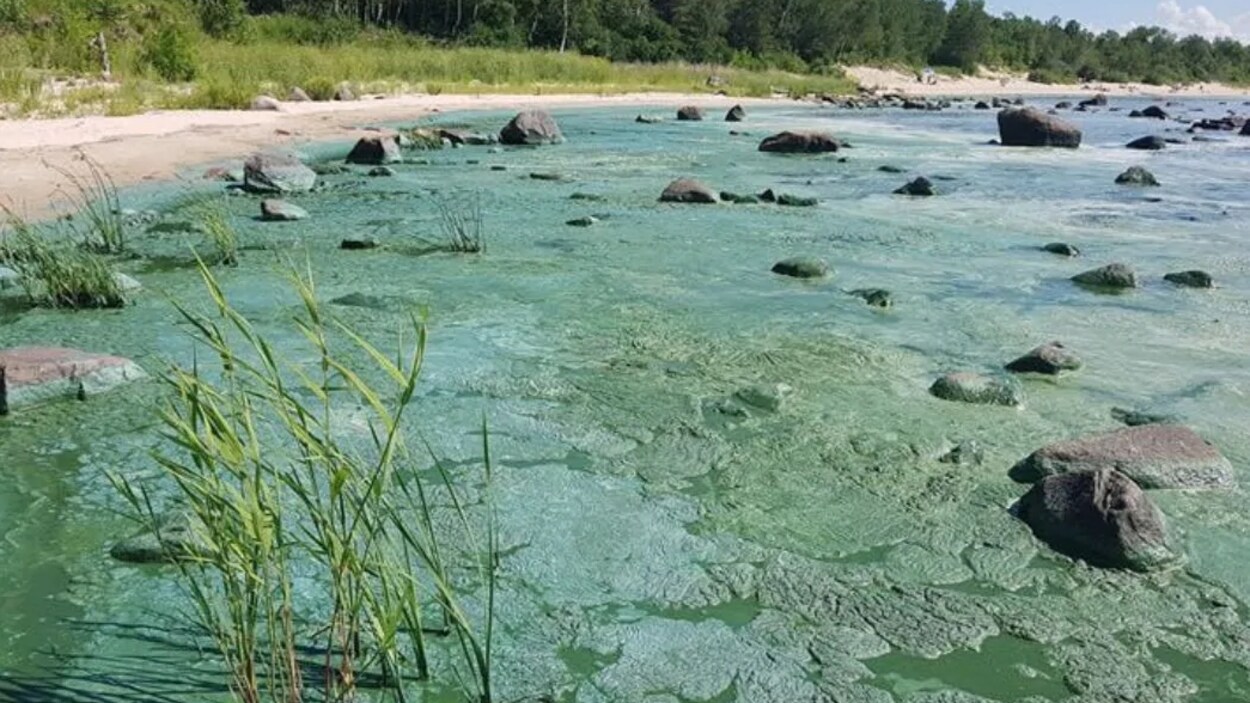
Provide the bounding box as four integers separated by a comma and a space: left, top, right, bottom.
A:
933, 0, 989, 72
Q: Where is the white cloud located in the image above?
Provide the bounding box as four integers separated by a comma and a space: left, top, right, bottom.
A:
1155, 1, 1250, 41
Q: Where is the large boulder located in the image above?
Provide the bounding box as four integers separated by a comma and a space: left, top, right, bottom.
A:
243, 152, 317, 194
758, 131, 842, 154
997, 107, 1082, 148
1072, 263, 1137, 290
0, 347, 145, 413
260, 199, 308, 222
1005, 341, 1082, 375
345, 133, 402, 165
929, 372, 1022, 407
676, 105, 705, 121
1126, 135, 1166, 150
499, 110, 564, 146
1010, 424, 1234, 489
1016, 469, 1178, 571
659, 178, 718, 204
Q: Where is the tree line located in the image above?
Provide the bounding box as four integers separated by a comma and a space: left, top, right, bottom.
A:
6, 0, 1250, 85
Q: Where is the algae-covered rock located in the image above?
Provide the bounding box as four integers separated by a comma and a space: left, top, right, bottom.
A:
329, 292, 390, 310
660, 178, 718, 204
719, 191, 759, 204
1016, 469, 1178, 571
345, 133, 402, 165
776, 194, 818, 207
1043, 242, 1080, 257
368, 166, 396, 177
566, 216, 598, 228
771, 257, 829, 279
113, 273, 142, 292
1116, 166, 1160, 186
1164, 270, 1214, 288
1126, 135, 1166, 150
260, 199, 308, 222
735, 383, 792, 412
340, 237, 379, 250
111, 511, 210, 564
0, 347, 146, 413
1010, 424, 1234, 489
930, 372, 1022, 407
850, 288, 892, 308
243, 152, 317, 194
499, 110, 564, 146
1005, 341, 1082, 375
0, 265, 19, 289
1072, 263, 1137, 290
1111, 407, 1178, 427
894, 176, 937, 196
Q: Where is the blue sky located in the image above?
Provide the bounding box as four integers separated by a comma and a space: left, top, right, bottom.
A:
985, 0, 1250, 40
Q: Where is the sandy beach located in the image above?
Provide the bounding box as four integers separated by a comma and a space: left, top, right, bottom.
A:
0, 92, 767, 219
847, 65, 1250, 99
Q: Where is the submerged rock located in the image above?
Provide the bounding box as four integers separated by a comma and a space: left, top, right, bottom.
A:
758, 131, 842, 153
997, 107, 1082, 148
1126, 135, 1166, 150
1043, 242, 1080, 257
260, 199, 308, 222
111, 511, 210, 564
113, 273, 142, 292
719, 191, 759, 204
1005, 341, 1082, 375
566, 216, 599, 227
529, 172, 566, 181
878, 165, 906, 174
776, 194, 818, 207
0, 347, 146, 413
940, 439, 984, 466
499, 110, 564, 146
243, 152, 317, 194
1164, 270, 1213, 288
368, 166, 396, 177
894, 177, 936, 196
330, 292, 390, 309
346, 134, 402, 165
0, 265, 19, 289
635, 114, 664, 124
340, 237, 379, 250
850, 288, 892, 308
676, 105, 705, 121
1112, 407, 1178, 427
1016, 469, 1178, 571
771, 257, 830, 279
735, 383, 792, 412
1072, 263, 1137, 290
660, 178, 718, 204
1115, 166, 1159, 186
725, 105, 746, 122
1010, 424, 1234, 489
570, 192, 606, 202
929, 372, 1022, 407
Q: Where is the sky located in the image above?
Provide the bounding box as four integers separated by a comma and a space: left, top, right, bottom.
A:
984, 0, 1250, 41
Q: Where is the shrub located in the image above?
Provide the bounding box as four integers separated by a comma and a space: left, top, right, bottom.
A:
197, 0, 246, 38
142, 23, 198, 82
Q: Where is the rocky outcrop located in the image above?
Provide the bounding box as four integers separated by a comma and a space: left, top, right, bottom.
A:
260, 199, 308, 222
758, 131, 842, 153
1016, 469, 1178, 571
1010, 424, 1234, 489
1072, 263, 1137, 290
659, 178, 718, 204
0, 347, 145, 413
1126, 135, 1166, 150
771, 257, 830, 279
1005, 341, 1082, 375
676, 105, 705, 121
499, 110, 564, 146
997, 107, 1082, 148
1115, 166, 1159, 186
243, 152, 317, 194
345, 133, 402, 165
929, 372, 1022, 407
1164, 270, 1214, 288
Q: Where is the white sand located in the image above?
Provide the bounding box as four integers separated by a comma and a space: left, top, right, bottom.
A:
846, 66, 1250, 99
0, 92, 765, 218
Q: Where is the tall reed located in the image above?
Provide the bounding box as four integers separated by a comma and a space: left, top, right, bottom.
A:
111, 261, 497, 702
0, 205, 127, 309
49, 152, 128, 254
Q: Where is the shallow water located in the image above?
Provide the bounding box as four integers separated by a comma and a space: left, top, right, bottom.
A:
3, 98, 1250, 702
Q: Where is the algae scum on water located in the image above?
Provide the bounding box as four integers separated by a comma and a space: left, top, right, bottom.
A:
3, 99, 1250, 703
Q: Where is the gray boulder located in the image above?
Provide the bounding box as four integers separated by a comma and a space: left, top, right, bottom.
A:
929, 372, 1022, 407
1164, 270, 1213, 288
1016, 469, 1177, 571
1115, 166, 1159, 186
1072, 263, 1137, 290
1005, 341, 1082, 375
759, 131, 842, 153
676, 105, 705, 121
1126, 135, 1166, 150
1043, 242, 1080, 257
260, 199, 308, 222
894, 177, 936, 196
997, 107, 1082, 148
1010, 424, 1234, 489
659, 178, 718, 204
249, 95, 280, 111
346, 134, 402, 165
243, 152, 317, 194
499, 110, 564, 146
725, 105, 746, 122
771, 257, 830, 279
333, 83, 356, 101
288, 87, 311, 102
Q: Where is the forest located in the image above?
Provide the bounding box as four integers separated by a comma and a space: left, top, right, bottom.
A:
2, 0, 1249, 91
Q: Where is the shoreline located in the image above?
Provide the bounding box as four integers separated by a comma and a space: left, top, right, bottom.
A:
846, 66, 1250, 100
0, 92, 771, 219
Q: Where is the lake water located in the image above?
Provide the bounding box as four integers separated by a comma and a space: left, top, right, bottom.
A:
3, 98, 1250, 702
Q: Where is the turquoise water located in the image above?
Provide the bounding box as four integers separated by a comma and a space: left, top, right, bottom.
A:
3, 99, 1250, 702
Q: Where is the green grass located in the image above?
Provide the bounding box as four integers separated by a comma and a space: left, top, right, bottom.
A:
2, 31, 854, 116
0, 210, 127, 309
